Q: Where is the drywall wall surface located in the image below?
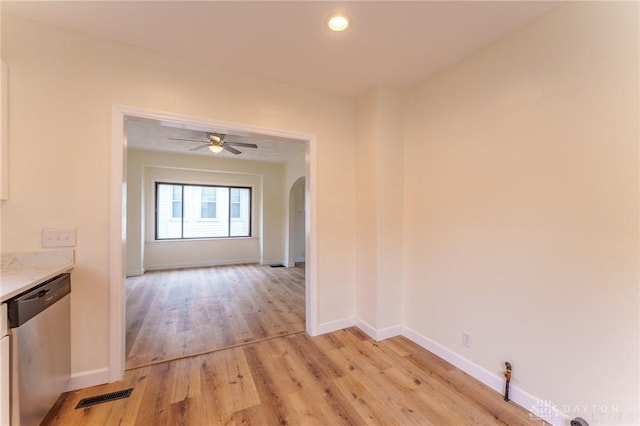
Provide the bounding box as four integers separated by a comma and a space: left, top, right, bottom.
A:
284, 150, 306, 190
374, 86, 403, 331
403, 2, 638, 423
1, 14, 356, 377
355, 86, 404, 334
355, 88, 379, 327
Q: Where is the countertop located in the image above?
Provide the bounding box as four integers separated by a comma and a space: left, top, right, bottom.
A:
0, 250, 74, 302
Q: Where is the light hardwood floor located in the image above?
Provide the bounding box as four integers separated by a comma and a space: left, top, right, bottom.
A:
44, 327, 544, 425
125, 263, 306, 369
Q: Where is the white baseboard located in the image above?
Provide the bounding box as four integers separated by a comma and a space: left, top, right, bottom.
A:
316, 316, 355, 335
401, 326, 569, 426
126, 269, 145, 277
261, 259, 285, 266
377, 324, 403, 340
354, 317, 402, 341
67, 367, 110, 391
354, 317, 377, 340
294, 257, 306, 263
144, 258, 259, 271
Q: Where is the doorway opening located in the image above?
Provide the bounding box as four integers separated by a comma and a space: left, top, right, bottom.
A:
287, 177, 306, 268
110, 105, 317, 381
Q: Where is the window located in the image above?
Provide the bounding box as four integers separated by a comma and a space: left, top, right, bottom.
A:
230, 188, 241, 219
171, 186, 182, 219
200, 187, 217, 219
156, 183, 251, 239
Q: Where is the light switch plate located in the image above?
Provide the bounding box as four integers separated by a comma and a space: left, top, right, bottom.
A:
42, 228, 76, 248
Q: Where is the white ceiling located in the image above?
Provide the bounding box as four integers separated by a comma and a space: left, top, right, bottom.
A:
2, 1, 559, 162
2, 1, 559, 98
126, 118, 307, 163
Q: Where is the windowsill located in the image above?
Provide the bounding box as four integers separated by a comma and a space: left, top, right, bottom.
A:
148, 236, 256, 243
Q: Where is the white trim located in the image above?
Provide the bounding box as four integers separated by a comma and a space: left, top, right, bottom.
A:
305, 136, 318, 336
110, 105, 318, 382
109, 106, 126, 382
354, 318, 402, 341
126, 269, 145, 277
66, 367, 110, 392
354, 317, 377, 340
145, 258, 259, 271
294, 257, 306, 263
376, 324, 403, 341
260, 259, 285, 266
316, 316, 355, 335
401, 326, 569, 426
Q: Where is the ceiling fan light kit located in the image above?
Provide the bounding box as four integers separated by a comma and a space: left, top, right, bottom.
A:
170, 132, 258, 155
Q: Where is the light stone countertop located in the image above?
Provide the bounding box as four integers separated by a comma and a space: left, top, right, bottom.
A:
0, 249, 74, 302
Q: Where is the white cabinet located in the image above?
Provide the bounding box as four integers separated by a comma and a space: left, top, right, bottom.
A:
0, 335, 8, 426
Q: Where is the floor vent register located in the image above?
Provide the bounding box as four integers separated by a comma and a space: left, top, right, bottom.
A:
75, 389, 134, 409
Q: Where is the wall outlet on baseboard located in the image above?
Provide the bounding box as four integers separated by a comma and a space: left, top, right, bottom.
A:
462, 331, 473, 348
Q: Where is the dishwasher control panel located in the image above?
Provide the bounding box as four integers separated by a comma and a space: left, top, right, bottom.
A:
6, 273, 71, 328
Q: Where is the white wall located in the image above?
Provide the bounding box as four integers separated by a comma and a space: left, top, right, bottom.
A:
1, 14, 356, 379
2, 4, 637, 422
374, 87, 403, 333
355, 86, 404, 337
355, 89, 378, 328
403, 2, 638, 424
126, 148, 285, 274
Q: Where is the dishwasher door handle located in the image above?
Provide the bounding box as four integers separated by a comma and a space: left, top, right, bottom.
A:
7, 273, 71, 328
24, 289, 50, 302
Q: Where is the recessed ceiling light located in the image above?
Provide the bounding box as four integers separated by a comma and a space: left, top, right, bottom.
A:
327, 13, 350, 32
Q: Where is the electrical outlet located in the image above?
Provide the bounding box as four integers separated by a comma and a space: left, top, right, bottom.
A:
42, 228, 76, 248
462, 331, 473, 348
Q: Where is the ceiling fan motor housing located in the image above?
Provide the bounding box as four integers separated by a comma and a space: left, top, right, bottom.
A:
208, 133, 223, 143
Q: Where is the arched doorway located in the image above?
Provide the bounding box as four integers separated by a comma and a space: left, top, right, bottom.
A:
287, 177, 305, 267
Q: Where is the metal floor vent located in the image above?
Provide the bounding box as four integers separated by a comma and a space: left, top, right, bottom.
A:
75, 388, 133, 409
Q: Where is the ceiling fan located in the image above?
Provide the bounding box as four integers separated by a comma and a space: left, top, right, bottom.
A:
170, 132, 257, 155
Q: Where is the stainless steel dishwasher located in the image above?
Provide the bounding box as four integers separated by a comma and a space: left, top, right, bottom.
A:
7, 273, 71, 426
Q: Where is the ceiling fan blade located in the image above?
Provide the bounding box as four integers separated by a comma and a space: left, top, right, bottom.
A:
189, 144, 211, 151
225, 141, 258, 148
170, 137, 208, 143
223, 145, 242, 155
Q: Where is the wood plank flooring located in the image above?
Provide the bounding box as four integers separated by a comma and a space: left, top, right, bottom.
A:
44, 328, 544, 425
125, 263, 306, 369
